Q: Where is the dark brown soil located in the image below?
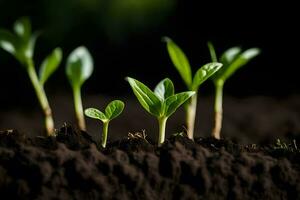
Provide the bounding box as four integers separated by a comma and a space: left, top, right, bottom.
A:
1, 125, 299, 200
2, 95, 300, 145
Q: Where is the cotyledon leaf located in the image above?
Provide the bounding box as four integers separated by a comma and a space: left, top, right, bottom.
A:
216, 48, 260, 81
164, 91, 195, 117
66, 46, 94, 88
154, 78, 174, 100
163, 37, 192, 87
192, 62, 223, 90
85, 108, 107, 122
39, 48, 62, 85
105, 100, 125, 120
126, 77, 162, 116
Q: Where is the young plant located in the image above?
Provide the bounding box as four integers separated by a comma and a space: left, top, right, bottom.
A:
0, 17, 62, 135
208, 42, 260, 139
85, 100, 125, 148
163, 37, 222, 140
126, 77, 195, 145
66, 46, 93, 131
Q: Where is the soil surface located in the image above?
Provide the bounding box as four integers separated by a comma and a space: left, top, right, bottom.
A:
1, 95, 300, 144
1, 125, 299, 200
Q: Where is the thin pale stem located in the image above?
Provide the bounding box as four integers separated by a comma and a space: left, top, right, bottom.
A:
102, 121, 109, 148
27, 60, 54, 136
186, 93, 197, 140
212, 81, 223, 139
158, 117, 168, 146
73, 87, 86, 131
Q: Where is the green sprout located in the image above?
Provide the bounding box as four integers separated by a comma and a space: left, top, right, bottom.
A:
85, 100, 125, 148
126, 77, 195, 145
66, 46, 93, 131
208, 42, 260, 139
163, 37, 222, 140
0, 17, 62, 135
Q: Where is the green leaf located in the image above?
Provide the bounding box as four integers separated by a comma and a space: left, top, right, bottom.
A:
126, 77, 162, 116
13, 17, 31, 42
217, 48, 260, 81
105, 100, 125, 120
39, 48, 62, 85
13, 17, 36, 62
163, 37, 192, 87
192, 62, 222, 90
66, 46, 94, 88
0, 18, 37, 64
164, 91, 195, 117
220, 47, 242, 67
154, 78, 174, 100
207, 41, 218, 62
85, 108, 107, 122
0, 29, 19, 56
23, 32, 39, 61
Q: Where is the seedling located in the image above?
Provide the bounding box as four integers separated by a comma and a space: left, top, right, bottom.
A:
85, 100, 125, 148
163, 37, 222, 140
0, 17, 62, 135
66, 46, 93, 131
126, 77, 195, 145
208, 42, 260, 139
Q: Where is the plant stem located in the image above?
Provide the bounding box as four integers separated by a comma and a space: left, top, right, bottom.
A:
26, 60, 54, 136
186, 93, 197, 140
102, 121, 109, 148
158, 117, 168, 146
212, 81, 224, 139
73, 87, 86, 131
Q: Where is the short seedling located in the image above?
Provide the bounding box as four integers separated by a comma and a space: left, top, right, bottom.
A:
66, 46, 93, 131
163, 37, 222, 140
126, 77, 195, 145
208, 42, 260, 139
0, 17, 62, 135
85, 100, 125, 148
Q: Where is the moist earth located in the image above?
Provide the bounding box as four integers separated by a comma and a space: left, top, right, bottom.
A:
0, 125, 299, 200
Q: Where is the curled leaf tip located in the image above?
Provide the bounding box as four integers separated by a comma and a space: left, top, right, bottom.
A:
162, 36, 172, 43
244, 48, 261, 59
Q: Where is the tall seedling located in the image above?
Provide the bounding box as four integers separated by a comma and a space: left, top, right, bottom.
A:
208, 42, 260, 139
127, 77, 195, 145
66, 46, 93, 131
0, 17, 62, 135
164, 37, 222, 140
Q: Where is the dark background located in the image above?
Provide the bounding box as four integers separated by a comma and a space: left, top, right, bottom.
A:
1, 0, 300, 142
0, 0, 299, 106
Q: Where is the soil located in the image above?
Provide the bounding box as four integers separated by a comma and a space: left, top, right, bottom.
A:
0, 125, 299, 200
1, 95, 300, 199
2, 95, 300, 144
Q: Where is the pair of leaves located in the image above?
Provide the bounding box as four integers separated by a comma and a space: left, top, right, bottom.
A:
163, 37, 222, 91
85, 100, 125, 123
127, 77, 195, 118
208, 42, 260, 83
0, 17, 62, 85
0, 17, 36, 64
66, 46, 94, 89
